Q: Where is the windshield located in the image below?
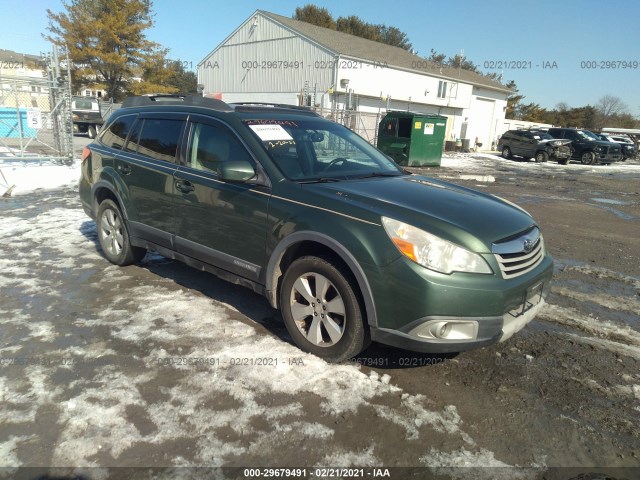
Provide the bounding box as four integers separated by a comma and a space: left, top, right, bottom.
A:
576, 130, 599, 140
243, 118, 403, 182
533, 132, 553, 140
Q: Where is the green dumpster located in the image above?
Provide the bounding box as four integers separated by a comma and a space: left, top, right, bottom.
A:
376, 112, 447, 166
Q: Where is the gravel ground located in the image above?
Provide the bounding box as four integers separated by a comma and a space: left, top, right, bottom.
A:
0, 152, 639, 480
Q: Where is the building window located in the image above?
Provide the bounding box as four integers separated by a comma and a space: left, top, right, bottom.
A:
437, 81, 447, 99
31, 86, 42, 93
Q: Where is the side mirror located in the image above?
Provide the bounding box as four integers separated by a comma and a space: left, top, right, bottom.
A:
218, 160, 256, 183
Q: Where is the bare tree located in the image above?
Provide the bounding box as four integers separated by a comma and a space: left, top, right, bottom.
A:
596, 95, 628, 129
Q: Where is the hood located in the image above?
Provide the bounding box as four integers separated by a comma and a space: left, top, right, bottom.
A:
305, 175, 537, 252
539, 138, 572, 146
592, 140, 621, 148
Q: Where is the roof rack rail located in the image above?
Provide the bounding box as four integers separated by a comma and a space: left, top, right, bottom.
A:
122, 94, 233, 112
230, 102, 319, 115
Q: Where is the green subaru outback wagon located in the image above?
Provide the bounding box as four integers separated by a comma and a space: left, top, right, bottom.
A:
79, 95, 553, 362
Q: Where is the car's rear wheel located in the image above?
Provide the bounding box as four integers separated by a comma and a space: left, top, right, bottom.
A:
96, 199, 146, 266
535, 151, 548, 163
88, 125, 97, 139
280, 256, 369, 363
501, 146, 512, 159
581, 151, 596, 165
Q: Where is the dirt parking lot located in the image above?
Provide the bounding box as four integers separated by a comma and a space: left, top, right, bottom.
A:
0, 153, 639, 480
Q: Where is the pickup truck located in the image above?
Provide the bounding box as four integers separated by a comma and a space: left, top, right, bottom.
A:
71, 96, 104, 139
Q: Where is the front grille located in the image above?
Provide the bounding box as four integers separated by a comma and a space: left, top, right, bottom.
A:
492, 228, 545, 279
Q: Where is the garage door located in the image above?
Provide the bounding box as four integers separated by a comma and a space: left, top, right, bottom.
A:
471, 98, 495, 150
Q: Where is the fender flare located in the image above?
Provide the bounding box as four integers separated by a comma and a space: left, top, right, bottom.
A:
264, 231, 378, 327
91, 178, 129, 220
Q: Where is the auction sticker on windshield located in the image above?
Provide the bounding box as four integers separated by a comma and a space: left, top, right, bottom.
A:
249, 124, 293, 141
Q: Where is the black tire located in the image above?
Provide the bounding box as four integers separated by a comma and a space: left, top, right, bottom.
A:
501, 146, 512, 159
280, 256, 369, 363
580, 151, 596, 165
96, 199, 146, 266
534, 151, 548, 163
87, 125, 97, 139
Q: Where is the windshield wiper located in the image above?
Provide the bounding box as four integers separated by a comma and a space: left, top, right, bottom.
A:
353, 171, 404, 179
297, 177, 342, 184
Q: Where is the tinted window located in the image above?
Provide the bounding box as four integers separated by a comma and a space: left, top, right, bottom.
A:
186, 122, 252, 174
74, 100, 96, 110
124, 119, 143, 153
100, 115, 136, 150
136, 119, 184, 162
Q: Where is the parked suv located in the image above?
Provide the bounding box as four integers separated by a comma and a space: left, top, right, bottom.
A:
595, 133, 636, 161
79, 95, 553, 362
498, 129, 572, 164
547, 127, 622, 164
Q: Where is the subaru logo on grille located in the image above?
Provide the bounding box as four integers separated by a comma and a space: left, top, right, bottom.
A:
523, 239, 535, 253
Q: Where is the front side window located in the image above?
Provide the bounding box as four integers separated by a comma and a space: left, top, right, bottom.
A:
243, 119, 403, 181
186, 122, 252, 174
100, 115, 136, 150
136, 119, 184, 162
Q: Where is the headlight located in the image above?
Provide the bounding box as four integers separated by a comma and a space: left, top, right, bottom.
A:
595, 146, 604, 152
381, 217, 493, 275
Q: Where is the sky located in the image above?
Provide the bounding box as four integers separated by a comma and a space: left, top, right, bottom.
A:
2, 0, 639, 116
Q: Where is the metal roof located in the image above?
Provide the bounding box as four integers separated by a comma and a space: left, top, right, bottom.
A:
0, 49, 42, 68
258, 11, 511, 93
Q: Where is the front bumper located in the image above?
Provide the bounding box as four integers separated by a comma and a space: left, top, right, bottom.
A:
370, 252, 553, 353
551, 147, 571, 159
597, 152, 622, 162
371, 297, 548, 353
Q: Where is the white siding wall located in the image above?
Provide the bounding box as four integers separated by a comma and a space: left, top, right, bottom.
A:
499, 119, 554, 137
198, 12, 509, 150
336, 60, 473, 111
198, 14, 334, 97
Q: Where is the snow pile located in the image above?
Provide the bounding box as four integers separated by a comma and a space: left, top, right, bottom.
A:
0, 160, 80, 196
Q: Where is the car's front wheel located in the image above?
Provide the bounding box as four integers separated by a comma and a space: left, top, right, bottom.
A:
581, 151, 596, 165
280, 256, 369, 362
96, 199, 146, 266
501, 146, 512, 159
535, 151, 548, 163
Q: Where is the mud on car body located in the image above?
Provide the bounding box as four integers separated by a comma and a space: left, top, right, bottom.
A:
79, 95, 553, 362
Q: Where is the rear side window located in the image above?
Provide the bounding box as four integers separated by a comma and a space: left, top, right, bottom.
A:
136, 119, 184, 163
100, 115, 136, 150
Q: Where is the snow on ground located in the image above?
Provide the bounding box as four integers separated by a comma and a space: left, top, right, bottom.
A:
439, 152, 640, 176
1, 151, 639, 468
0, 201, 493, 467
0, 159, 80, 196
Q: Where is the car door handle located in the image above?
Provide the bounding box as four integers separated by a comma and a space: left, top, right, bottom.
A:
175, 180, 195, 193
117, 164, 132, 175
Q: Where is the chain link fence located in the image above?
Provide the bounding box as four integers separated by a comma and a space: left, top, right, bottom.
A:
312, 107, 383, 146
0, 54, 73, 164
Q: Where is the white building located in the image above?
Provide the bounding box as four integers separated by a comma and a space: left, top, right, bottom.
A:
198, 10, 511, 150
